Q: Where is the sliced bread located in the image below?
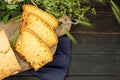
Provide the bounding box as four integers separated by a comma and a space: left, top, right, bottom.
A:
0, 30, 21, 80
21, 13, 58, 47
15, 28, 53, 71
22, 4, 58, 29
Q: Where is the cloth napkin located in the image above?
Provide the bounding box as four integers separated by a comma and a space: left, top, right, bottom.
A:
27, 37, 71, 80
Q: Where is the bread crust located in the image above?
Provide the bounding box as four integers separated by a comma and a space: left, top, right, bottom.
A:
0, 30, 10, 54
0, 30, 21, 80
21, 13, 58, 47
22, 4, 58, 29
15, 28, 53, 71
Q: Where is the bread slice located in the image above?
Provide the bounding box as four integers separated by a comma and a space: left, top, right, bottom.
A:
0, 30, 21, 80
15, 28, 53, 71
0, 30, 10, 53
22, 4, 58, 29
21, 13, 58, 47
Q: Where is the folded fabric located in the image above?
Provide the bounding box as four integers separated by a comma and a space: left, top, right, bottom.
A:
27, 37, 70, 80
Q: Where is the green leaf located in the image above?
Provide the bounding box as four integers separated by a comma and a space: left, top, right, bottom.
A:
30, 0, 37, 6
91, 8, 96, 15
80, 16, 90, 22
16, 3, 21, 12
75, 19, 94, 28
62, 27, 77, 44
96, 0, 106, 4
2, 12, 10, 24
32, 0, 95, 28
110, 0, 120, 14
7, 4, 18, 9
10, 30, 19, 49
0, 11, 8, 19
10, 15, 21, 21
24, 0, 29, 3
110, 0, 120, 24
0, 2, 6, 10
111, 6, 120, 24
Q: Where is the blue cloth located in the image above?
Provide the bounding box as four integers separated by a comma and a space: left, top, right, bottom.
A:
27, 37, 71, 80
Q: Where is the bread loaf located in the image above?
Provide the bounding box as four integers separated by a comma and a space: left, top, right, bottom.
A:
0, 30, 21, 80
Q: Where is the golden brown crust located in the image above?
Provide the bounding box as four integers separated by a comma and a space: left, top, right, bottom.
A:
0, 30, 10, 54
15, 28, 53, 71
0, 48, 10, 54
0, 48, 21, 80
21, 12, 58, 47
22, 4, 58, 29
15, 4, 59, 71
0, 30, 21, 80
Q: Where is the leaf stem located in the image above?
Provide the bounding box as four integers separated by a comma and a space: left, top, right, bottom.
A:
62, 26, 77, 44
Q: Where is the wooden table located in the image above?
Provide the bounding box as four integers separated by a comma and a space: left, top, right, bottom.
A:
4, 1, 120, 80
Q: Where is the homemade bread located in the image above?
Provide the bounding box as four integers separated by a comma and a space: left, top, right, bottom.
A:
15, 28, 53, 71
22, 4, 58, 29
0, 30, 21, 80
21, 13, 58, 47
0, 30, 10, 53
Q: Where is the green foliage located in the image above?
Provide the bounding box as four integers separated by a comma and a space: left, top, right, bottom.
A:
0, 2, 6, 10
10, 30, 19, 49
0, 0, 96, 44
2, 12, 9, 23
30, 0, 96, 27
0, 1, 25, 23
97, 0, 120, 25
0, 0, 96, 27
110, 0, 120, 25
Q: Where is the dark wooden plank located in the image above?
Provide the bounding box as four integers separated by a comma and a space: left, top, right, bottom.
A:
4, 76, 41, 80
70, 2, 120, 33
69, 35, 120, 75
71, 12, 120, 33
5, 75, 120, 80
65, 76, 120, 80
4, 75, 120, 80
3, 72, 42, 80
67, 55, 120, 75
71, 35, 120, 55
